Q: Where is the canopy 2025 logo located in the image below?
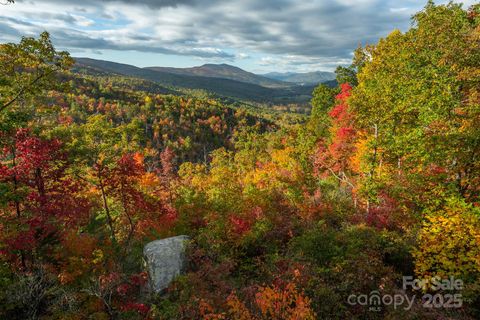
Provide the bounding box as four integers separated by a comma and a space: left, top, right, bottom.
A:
347, 276, 464, 312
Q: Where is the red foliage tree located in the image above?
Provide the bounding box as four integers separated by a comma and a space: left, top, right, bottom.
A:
103, 153, 176, 246
0, 129, 91, 270
314, 83, 356, 183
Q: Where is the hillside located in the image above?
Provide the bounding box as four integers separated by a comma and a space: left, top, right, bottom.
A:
146, 64, 288, 88
74, 58, 317, 104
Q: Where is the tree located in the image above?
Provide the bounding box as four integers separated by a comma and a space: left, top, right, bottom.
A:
313, 83, 357, 188
60, 115, 141, 243
0, 129, 90, 270
103, 153, 174, 248
335, 66, 357, 87
308, 84, 338, 139
0, 32, 73, 113
350, 2, 480, 206
310, 84, 337, 119
414, 197, 480, 279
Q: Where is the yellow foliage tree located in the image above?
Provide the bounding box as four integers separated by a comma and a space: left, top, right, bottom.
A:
414, 197, 480, 279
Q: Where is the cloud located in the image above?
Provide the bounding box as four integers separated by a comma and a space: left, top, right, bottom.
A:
19, 0, 196, 9
51, 29, 235, 58
236, 53, 250, 60
0, 0, 471, 71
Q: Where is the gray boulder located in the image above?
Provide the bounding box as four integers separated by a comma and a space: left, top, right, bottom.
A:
143, 235, 189, 293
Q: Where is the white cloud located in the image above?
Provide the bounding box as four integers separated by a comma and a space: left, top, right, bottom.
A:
0, 0, 472, 72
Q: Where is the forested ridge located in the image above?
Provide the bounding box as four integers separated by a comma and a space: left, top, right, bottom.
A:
73, 58, 318, 106
0, 2, 479, 319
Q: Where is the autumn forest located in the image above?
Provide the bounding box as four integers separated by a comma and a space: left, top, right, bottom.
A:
0, 2, 480, 319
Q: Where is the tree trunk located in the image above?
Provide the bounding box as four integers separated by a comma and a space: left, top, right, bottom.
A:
98, 169, 116, 243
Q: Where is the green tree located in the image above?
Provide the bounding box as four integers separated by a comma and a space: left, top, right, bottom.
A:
0, 32, 73, 113
350, 2, 480, 204
335, 65, 357, 86
310, 84, 337, 119
57, 115, 142, 242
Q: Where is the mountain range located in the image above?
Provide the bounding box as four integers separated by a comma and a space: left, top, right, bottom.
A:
74, 58, 336, 104
145, 64, 288, 88
262, 71, 335, 85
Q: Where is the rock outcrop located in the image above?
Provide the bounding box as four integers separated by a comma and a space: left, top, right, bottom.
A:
143, 235, 189, 293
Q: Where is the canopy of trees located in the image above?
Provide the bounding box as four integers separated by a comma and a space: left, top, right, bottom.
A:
0, 2, 479, 319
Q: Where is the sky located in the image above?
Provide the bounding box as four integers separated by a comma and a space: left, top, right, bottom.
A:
0, 0, 476, 73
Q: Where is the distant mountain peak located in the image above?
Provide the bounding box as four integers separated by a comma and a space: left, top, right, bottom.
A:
262, 70, 335, 85
202, 63, 233, 67
145, 63, 289, 88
